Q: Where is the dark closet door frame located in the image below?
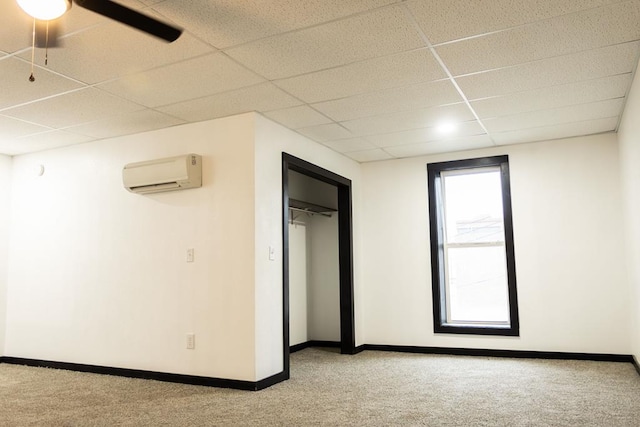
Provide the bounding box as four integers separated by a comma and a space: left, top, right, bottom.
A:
281, 153, 356, 378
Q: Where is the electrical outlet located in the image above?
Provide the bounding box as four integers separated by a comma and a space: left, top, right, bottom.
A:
186, 333, 195, 350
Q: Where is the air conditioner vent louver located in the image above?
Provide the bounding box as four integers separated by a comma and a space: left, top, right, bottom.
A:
123, 154, 202, 194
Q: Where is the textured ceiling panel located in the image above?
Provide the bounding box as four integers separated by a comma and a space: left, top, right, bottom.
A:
296, 123, 354, 142
406, 0, 620, 44
225, 5, 424, 79
18, 21, 213, 85
384, 134, 495, 158
0, 115, 50, 140
0, 58, 83, 110
0, 1, 37, 54
154, 0, 400, 49
343, 148, 394, 162
312, 79, 463, 122
340, 103, 476, 137
263, 106, 332, 129
157, 82, 302, 122
1, 0, 639, 161
483, 98, 624, 133
492, 117, 619, 145
365, 120, 486, 148
471, 74, 632, 119
436, 1, 640, 76
98, 52, 265, 107
2, 88, 144, 128
456, 42, 640, 100
274, 48, 445, 104
68, 109, 186, 139
321, 138, 377, 153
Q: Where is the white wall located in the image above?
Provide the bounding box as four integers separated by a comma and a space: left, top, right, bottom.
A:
5, 103, 632, 386
6, 114, 259, 380
362, 133, 630, 354
307, 214, 340, 341
4, 111, 360, 383
0, 154, 11, 355
253, 113, 362, 380
289, 220, 308, 346
619, 66, 640, 361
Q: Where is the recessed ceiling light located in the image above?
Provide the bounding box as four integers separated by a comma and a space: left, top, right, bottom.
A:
436, 121, 457, 135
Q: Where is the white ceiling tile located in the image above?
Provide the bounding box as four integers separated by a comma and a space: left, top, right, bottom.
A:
0, 115, 51, 140
56, 3, 115, 38
98, 53, 264, 107
134, 0, 163, 6
157, 83, 302, 122
0, 58, 84, 110
0, 1, 36, 53
3, 4, 121, 55
436, 1, 640, 75
343, 148, 394, 163
67, 109, 186, 139
483, 98, 625, 133
2, 88, 144, 128
322, 138, 377, 153
154, 0, 400, 49
492, 117, 619, 145
1, 0, 639, 158
313, 80, 463, 122
471, 74, 633, 118
0, 0, 108, 53
296, 124, 354, 143
7, 2, 175, 55
456, 42, 640, 99
262, 106, 332, 129
341, 103, 476, 136
20, 21, 214, 85
365, 128, 434, 148
406, 0, 621, 45
225, 6, 424, 79
366, 120, 486, 147
3, 130, 95, 155
274, 48, 445, 103
385, 134, 495, 158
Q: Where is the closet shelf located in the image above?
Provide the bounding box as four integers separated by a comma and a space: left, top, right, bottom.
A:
289, 198, 337, 217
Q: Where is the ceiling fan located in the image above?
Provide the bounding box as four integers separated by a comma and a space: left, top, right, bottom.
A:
17, 0, 183, 44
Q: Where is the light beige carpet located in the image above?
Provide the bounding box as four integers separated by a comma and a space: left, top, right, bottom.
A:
1, 348, 639, 426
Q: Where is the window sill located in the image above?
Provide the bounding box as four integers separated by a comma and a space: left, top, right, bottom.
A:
435, 323, 520, 337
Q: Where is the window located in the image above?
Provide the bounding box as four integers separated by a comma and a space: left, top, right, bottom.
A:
427, 156, 519, 336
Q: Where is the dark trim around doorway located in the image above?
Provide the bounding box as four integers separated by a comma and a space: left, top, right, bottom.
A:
282, 153, 356, 379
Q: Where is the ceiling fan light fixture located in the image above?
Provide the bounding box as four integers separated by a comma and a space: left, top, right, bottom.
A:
17, 0, 71, 20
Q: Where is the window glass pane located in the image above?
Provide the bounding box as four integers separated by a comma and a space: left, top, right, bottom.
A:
446, 246, 510, 323
443, 170, 505, 244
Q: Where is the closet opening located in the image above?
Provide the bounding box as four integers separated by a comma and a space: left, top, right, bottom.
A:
282, 153, 355, 379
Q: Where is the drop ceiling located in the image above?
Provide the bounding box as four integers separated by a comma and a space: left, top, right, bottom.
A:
1, 0, 639, 162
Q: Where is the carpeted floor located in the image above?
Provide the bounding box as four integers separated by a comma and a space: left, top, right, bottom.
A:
1, 348, 639, 426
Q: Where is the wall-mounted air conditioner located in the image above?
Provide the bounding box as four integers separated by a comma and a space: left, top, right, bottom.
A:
123, 154, 202, 194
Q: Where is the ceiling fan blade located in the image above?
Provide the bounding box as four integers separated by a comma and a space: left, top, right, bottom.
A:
75, 0, 182, 42
34, 19, 62, 48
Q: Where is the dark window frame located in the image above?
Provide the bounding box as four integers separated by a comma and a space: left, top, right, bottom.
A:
427, 155, 520, 336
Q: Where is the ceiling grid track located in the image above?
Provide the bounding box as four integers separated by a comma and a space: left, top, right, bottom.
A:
400, 4, 497, 146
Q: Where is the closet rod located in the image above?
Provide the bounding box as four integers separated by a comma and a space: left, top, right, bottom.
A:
289, 206, 333, 217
